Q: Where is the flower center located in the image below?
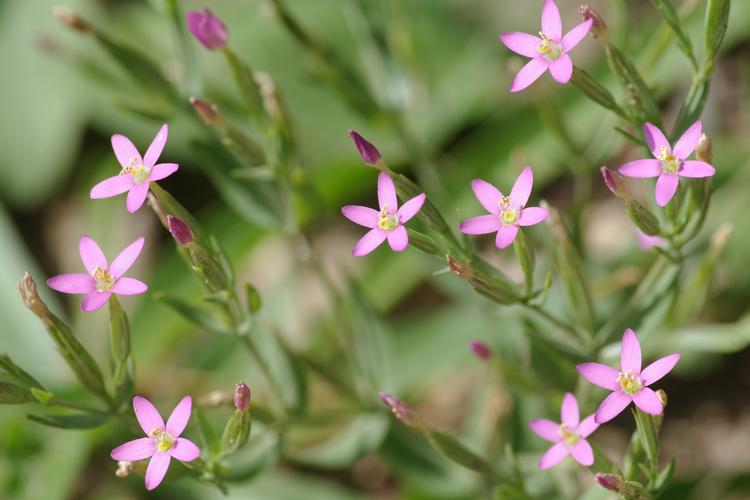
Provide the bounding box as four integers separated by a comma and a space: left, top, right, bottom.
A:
498, 196, 520, 225
150, 428, 175, 452
121, 158, 151, 183
616, 370, 642, 395
537, 32, 562, 60
657, 146, 680, 174
558, 424, 580, 446
377, 205, 399, 231
92, 266, 114, 292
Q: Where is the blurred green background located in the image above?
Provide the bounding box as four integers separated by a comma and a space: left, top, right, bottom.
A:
2, 0, 750, 498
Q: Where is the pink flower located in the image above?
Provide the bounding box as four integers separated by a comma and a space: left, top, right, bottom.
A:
187, 9, 228, 51
111, 396, 200, 490
47, 236, 148, 312
577, 329, 680, 423
529, 393, 599, 469
459, 166, 548, 249
90, 124, 179, 213
500, 0, 593, 92
618, 121, 715, 207
636, 229, 666, 250
342, 173, 426, 256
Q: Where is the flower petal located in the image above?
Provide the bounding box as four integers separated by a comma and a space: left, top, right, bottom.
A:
655, 173, 679, 207
47, 274, 95, 294
166, 396, 192, 437
618, 159, 662, 178
510, 166, 534, 207
471, 179, 502, 215
510, 58, 548, 93
541, 0, 563, 41
79, 236, 107, 275
377, 172, 398, 212
576, 362, 619, 390
133, 396, 165, 435
111, 134, 142, 168
529, 418, 560, 442
500, 32, 542, 58
577, 414, 599, 438
561, 19, 592, 52
342, 205, 379, 228
81, 291, 112, 312
518, 206, 548, 226
620, 328, 642, 374
595, 391, 631, 424
672, 120, 702, 160
170, 438, 200, 461
352, 228, 387, 257
111, 437, 156, 461
145, 451, 171, 491
495, 224, 519, 249
112, 277, 148, 295
633, 387, 664, 415
561, 393, 579, 427
640, 353, 680, 386
90, 175, 133, 199
149, 163, 179, 182
126, 182, 150, 213
397, 193, 426, 223
539, 442, 568, 470
679, 160, 715, 178
459, 215, 500, 235
548, 54, 573, 84
570, 439, 594, 466
387, 225, 409, 252
143, 124, 168, 168
643, 123, 671, 159
109, 237, 145, 279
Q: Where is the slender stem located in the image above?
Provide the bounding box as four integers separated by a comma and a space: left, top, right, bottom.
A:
523, 303, 592, 350
49, 397, 109, 415
238, 334, 288, 419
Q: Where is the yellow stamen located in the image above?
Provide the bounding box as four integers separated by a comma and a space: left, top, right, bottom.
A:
536, 32, 562, 60
558, 424, 580, 446
497, 197, 520, 225
92, 267, 114, 292
120, 157, 151, 183
150, 428, 175, 452
377, 204, 399, 232
616, 370, 642, 395
657, 146, 680, 174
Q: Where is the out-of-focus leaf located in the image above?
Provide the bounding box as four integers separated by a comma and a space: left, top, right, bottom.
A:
290, 413, 389, 468
425, 430, 492, 474
154, 291, 231, 335
0, 381, 33, 405
27, 412, 109, 430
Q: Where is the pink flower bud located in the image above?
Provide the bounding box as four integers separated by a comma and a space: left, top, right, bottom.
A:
233, 382, 251, 412
167, 216, 193, 246
187, 9, 228, 51
696, 133, 712, 163
378, 392, 420, 427
579, 5, 607, 40
595, 473, 621, 492
601, 166, 628, 198
469, 341, 491, 361
189, 97, 222, 126
348, 130, 382, 166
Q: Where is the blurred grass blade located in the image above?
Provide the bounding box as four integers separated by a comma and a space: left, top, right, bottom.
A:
0, 354, 45, 390
649, 0, 697, 70
27, 412, 110, 429
571, 67, 628, 121
0, 380, 34, 404
154, 292, 231, 335
426, 430, 492, 474
108, 296, 133, 405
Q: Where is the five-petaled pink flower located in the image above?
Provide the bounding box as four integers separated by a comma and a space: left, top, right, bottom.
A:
529, 392, 599, 469
342, 173, 426, 256
500, 0, 593, 92
459, 166, 548, 249
187, 9, 228, 51
618, 121, 715, 207
111, 396, 200, 491
90, 124, 179, 213
577, 329, 680, 423
47, 236, 148, 312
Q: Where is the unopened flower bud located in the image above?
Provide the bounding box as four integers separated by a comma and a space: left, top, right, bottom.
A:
595, 473, 649, 498
656, 389, 668, 407
186, 9, 228, 51
595, 473, 621, 492
189, 97, 223, 126
52, 7, 93, 33
115, 461, 132, 478
579, 5, 607, 41
469, 341, 491, 361
167, 215, 194, 246
19, 273, 49, 320
696, 133, 712, 163
378, 392, 421, 428
349, 130, 382, 167
447, 256, 472, 279
601, 166, 627, 198
233, 381, 251, 412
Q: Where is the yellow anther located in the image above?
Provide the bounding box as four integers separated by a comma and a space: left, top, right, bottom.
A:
92, 266, 114, 292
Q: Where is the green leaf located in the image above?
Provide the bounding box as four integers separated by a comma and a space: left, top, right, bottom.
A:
108, 296, 133, 400
605, 45, 662, 126
194, 407, 220, 459
513, 229, 535, 297
0, 353, 45, 390
154, 292, 231, 335
425, 430, 492, 474
30, 387, 54, 405
245, 282, 262, 314
27, 412, 110, 429
0, 381, 33, 404
291, 413, 389, 468
649, 0, 697, 70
